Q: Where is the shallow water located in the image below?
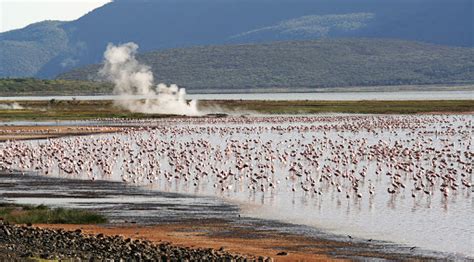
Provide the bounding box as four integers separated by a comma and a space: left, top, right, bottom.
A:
2, 172, 438, 260
0, 90, 473, 101
0, 173, 240, 224
1, 115, 472, 259
189, 91, 474, 101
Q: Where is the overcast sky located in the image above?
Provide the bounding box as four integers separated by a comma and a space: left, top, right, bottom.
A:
0, 0, 111, 32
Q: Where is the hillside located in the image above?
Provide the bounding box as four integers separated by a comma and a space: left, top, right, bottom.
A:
0, 21, 68, 77
58, 39, 474, 91
0, 78, 112, 96
0, 0, 472, 78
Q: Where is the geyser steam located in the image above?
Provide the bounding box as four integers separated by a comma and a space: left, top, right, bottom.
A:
99, 42, 199, 115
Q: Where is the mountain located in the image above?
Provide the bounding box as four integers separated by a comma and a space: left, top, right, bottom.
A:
0, 21, 68, 77
58, 39, 474, 91
1, 0, 472, 78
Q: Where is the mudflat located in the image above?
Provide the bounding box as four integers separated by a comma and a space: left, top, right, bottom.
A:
0, 125, 121, 141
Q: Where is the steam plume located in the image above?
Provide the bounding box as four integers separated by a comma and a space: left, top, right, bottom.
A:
99, 42, 199, 116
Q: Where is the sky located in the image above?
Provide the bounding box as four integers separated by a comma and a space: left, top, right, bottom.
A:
0, 0, 111, 32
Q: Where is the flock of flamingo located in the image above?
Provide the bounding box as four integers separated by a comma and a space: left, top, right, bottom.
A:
0, 115, 472, 204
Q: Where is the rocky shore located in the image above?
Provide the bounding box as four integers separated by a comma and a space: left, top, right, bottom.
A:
0, 222, 264, 261
1, 173, 453, 261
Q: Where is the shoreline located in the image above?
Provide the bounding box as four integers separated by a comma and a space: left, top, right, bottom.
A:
0, 172, 461, 261
35, 222, 334, 261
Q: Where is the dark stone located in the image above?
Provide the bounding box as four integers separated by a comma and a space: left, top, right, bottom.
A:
20, 251, 32, 257
0, 223, 254, 261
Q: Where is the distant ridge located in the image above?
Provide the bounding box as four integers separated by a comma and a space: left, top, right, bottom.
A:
0, 0, 472, 78
58, 39, 474, 91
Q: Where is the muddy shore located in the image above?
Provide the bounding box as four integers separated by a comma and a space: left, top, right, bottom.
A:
0, 172, 447, 261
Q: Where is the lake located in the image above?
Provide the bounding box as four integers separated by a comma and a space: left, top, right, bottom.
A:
0, 90, 472, 101
1, 115, 472, 259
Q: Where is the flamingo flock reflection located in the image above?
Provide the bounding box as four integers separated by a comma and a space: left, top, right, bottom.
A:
1, 115, 471, 205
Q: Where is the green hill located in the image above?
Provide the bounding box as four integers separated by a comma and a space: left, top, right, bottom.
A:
0, 78, 112, 96
0, 21, 68, 77
58, 39, 474, 91
1, 0, 472, 78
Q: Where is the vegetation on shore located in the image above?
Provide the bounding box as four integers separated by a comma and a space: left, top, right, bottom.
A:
0, 99, 472, 121
201, 100, 474, 114
0, 203, 107, 224
0, 100, 175, 120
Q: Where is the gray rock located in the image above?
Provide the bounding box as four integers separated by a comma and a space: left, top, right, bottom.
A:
0, 223, 262, 261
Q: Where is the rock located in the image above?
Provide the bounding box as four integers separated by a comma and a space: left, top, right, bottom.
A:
0, 223, 251, 261
2, 226, 11, 237
20, 251, 32, 257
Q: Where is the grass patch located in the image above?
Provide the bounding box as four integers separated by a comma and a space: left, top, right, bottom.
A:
0, 99, 472, 121
0, 203, 107, 224
199, 100, 474, 114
